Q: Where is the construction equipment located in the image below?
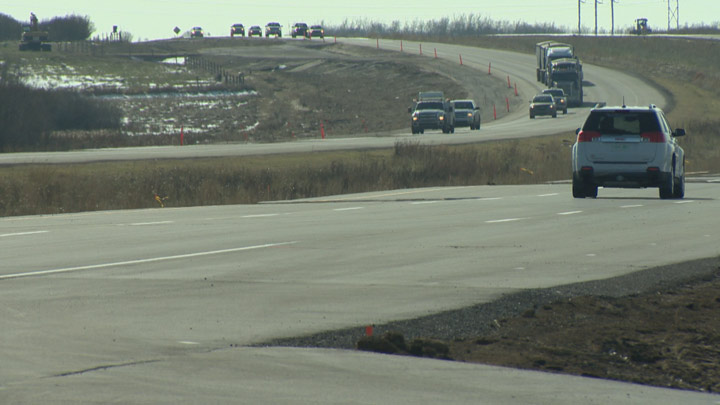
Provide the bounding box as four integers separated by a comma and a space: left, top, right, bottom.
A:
19, 12, 51, 51
630, 18, 651, 35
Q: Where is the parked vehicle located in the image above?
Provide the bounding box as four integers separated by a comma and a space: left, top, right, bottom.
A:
451, 100, 481, 130
231, 24, 245, 37
291, 23, 309, 38
529, 95, 557, 119
248, 26, 262, 37
572, 104, 686, 199
309, 25, 324, 39
541, 88, 568, 114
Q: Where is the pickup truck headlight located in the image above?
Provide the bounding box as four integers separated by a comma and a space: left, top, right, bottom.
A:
439, 115, 444, 121
467, 112, 473, 118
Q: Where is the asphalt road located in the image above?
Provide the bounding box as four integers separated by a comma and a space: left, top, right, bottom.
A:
2, 40, 717, 403
2, 181, 719, 403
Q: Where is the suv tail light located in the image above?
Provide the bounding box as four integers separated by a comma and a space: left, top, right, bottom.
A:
640, 131, 666, 143
577, 130, 601, 142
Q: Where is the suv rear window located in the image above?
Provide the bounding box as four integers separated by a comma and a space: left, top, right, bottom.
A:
583, 111, 660, 135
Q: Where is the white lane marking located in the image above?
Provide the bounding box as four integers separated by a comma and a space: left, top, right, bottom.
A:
333, 207, 364, 211
0, 241, 298, 280
485, 218, 526, 223
411, 201, 439, 205
0, 230, 49, 238
620, 204, 643, 208
314, 187, 465, 202
242, 214, 279, 218
476, 197, 502, 201
586, 253, 597, 257
178, 341, 199, 345
557, 211, 582, 216
128, 221, 174, 226
538, 193, 559, 197
674, 200, 695, 204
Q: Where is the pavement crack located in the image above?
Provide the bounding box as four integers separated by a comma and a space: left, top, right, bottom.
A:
52, 359, 160, 377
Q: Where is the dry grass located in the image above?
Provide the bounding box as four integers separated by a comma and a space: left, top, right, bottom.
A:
0, 135, 572, 216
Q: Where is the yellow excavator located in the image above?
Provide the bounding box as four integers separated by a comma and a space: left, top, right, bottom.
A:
19, 12, 51, 51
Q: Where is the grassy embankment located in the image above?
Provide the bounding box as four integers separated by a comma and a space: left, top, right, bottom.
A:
1, 36, 718, 217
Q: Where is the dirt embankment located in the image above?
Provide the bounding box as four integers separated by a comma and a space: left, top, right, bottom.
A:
176, 41, 520, 141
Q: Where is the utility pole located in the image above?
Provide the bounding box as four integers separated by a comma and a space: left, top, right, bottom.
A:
578, 0, 586, 35
611, 0, 618, 36
595, 0, 603, 36
668, 0, 679, 30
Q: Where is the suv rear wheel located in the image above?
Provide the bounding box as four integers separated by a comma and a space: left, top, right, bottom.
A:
572, 176, 585, 198
659, 168, 675, 199
673, 162, 685, 199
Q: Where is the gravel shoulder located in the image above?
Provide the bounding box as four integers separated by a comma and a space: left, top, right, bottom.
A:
263, 256, 720, 394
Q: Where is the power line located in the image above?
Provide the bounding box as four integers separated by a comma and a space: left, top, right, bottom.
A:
668, 0, 679, 30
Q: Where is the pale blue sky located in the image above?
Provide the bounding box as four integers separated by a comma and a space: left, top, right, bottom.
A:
2, 0, 715, 40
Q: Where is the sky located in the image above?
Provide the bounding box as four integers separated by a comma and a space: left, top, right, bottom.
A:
2, 0, 716, 41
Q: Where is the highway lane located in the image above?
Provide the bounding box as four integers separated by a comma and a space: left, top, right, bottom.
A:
0, 38, 667, 166
2, 181, 719, 402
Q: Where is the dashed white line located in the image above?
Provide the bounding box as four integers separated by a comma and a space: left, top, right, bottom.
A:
485, 218, 526, 224
334, 207, 364, 211
127, 221, 174, 226
557, 211, 582, 216
0, 230, 49, 238
242, 214, 279, 218
0, 241, 298, 280
411, 201, 439, 205
620, 204, 643, 208
538, 193, 559, 197
674, 200, 695, 204
476, 197, 503, 201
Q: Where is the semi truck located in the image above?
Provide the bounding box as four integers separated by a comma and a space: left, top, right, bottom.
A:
535, 41, 574, 85
548, 58, 583, 107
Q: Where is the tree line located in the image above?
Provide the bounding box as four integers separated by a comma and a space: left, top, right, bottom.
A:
0, 13, 94, 41
0, 65, 121, 152
326, 14, 564, 38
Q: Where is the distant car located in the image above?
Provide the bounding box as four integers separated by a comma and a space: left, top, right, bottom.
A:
190, 27, 204, 38
451, 99, 481, 130
529, 94, 557, 118
291, 23, 308, 38
248, 26, 262, 37
265, 22, 282, 37
571, 104, 686, 199
542, 88, 568, 114
230, 23, 245, 37
309, 24, 324, 39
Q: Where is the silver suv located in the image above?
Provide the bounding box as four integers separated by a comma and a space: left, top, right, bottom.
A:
572, 105, 686, 199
